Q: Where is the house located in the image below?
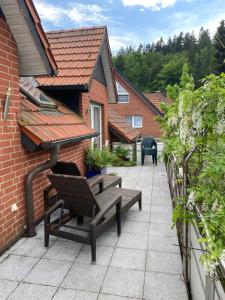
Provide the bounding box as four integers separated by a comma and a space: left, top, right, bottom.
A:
0, 0, 124, 253
144, 92, 171, 113
110, 71, 163, 138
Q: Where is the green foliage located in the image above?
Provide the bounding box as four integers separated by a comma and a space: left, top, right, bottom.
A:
113, 24, 221, 92
214, 20, 225, 74
85, 147, 113, 170
159, 65, 225, 273
113, 146, 130, 160
111, 146, 136, 167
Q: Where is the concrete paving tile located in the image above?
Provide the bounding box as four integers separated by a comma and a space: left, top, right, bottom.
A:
98, 294, 140, 300
117, 232, 148, 250
143, 272, 188, 300
13, 238, 51, 258
53, 288, 98, 300
122, 221, 149, 235
125, 210, 150, 223
96, 231, 118, 247
150, 212, 172, 224
151, 205, 172, 214
110, 248, 146, 270
43, 240, 82, 261
24, 258, 72, 286
0, 279, 19, 299
151, 197, 172, 206
102, 266, 144, 298
8, 238, 27, 253
76, 245, 114, 265
148, 235, 180, 254
0, 255, 39, 281
8, 283, 57, 300
146, 251, 182, 275
34, 225, 57, 241
149, 223, 176, 236
0, 252, 10, 263
61, 262, 107, 293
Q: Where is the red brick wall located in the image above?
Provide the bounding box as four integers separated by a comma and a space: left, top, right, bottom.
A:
0, 17, 91, 253
81, 79, 109, 145
110, 73, 161, 138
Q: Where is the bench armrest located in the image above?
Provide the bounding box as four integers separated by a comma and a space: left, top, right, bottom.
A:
44, 199, 64, 217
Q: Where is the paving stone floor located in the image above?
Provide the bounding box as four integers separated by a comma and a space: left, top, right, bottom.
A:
0, 163, 188, 300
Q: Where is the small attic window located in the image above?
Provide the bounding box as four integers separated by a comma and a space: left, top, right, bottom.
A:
20, 77, 56, 110
116, 82, 129, 103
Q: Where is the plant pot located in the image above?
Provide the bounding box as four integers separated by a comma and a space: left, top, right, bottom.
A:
86, 169, 101, 178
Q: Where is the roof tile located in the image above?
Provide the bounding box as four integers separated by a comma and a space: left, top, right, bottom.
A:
36, 26, 106, 87
108, 108, 140, 143
19, 96, 96, 145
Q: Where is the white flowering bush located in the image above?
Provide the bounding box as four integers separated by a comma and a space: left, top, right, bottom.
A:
159, 65, 225, 274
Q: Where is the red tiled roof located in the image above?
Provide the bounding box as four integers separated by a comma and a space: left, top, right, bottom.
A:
108, 108, 140, 143
19, 97, 97, 146
144, 93, 171, 112
36, 27, 106, 87
24, 0, 58, 74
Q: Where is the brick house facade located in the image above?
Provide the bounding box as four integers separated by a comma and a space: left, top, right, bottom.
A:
110, 71, 163, 138
0, 4, 117, 253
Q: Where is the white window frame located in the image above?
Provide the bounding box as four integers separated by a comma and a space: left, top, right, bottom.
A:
90, 104, 102, 149
116, 82, 129, 103
125, 115, 143, 128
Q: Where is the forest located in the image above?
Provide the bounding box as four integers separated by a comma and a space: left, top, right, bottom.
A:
113, 20, 225, 93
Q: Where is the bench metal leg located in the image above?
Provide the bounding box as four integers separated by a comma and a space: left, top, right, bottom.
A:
90, 227, 96, 264
138, 199, 142, 211
116, 201, 121, 236
44, 214, 50, 247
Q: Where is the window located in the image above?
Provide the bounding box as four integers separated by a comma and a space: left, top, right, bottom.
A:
125, 115, 143, 128
116, 82, 129, 103
90, 104, 102, 149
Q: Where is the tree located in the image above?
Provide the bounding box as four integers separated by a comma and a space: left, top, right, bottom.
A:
214, 20, 225, 73
157, 54, 188, 91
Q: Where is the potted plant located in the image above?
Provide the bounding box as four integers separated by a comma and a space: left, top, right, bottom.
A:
85, 147, 113, 178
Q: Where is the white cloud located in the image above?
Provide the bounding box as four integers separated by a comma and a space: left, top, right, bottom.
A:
109, 33, 142, 53
121, 0, 177, 10
34, 0, 109, 25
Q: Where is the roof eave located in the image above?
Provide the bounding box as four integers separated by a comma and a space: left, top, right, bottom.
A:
19, 0, 58, 76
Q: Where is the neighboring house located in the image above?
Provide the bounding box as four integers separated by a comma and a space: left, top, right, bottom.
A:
108, 108, 140, 159
145, 92, 171, 113
0, 0, 121, 253
110, 71, 163, 139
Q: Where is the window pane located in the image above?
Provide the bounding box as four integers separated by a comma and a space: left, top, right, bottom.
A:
133, 116, 142, 128
116, 82, 128, 94
125, 116, 132, 125
118, 94, 129, 103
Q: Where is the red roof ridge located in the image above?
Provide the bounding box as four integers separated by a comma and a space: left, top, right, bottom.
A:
47, 26, 107, 35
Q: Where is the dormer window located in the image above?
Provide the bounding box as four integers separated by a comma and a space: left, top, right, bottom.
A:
116, 82, 129, 103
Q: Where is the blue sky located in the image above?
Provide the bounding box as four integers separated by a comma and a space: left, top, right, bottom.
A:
34, 0, 225, 53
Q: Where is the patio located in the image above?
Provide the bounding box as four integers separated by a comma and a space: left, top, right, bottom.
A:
0, 163, 188, 300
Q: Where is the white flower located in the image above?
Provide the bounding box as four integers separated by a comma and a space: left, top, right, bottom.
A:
204, 261, 219, 277
177, 167, 183, 179
187, 191, 195, 210
178, 94, 184, 117
192, 110, 201, 130
215, 118, 225, 135
212, 200, 219, 211
168, 116, 177, 126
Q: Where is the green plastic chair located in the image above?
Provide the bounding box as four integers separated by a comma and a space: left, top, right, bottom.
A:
141, 137, 157, 166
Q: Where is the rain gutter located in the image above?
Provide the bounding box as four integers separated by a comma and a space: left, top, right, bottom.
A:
25, 144, 60, 237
